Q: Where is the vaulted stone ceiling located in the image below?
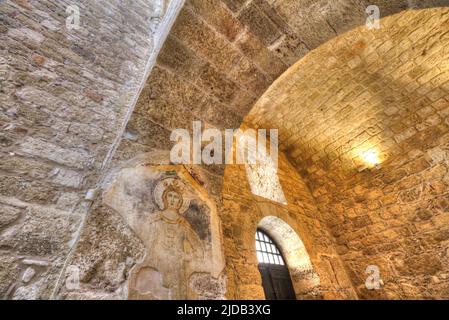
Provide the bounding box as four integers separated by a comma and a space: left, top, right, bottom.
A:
121, 0, 449, 160
241, 9, 449, 299
247, 8, 449, 179
2, 0, 449, 301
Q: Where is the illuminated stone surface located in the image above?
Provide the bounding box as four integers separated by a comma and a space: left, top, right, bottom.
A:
1, 0, 449, 300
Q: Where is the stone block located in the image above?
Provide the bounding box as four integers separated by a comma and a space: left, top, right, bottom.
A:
238, 3, 283, 47
171, 8, 242, 73
404, 253, 442, 276
157, 35, 206, 80
50, 168, 84, 188
0, 256, 20, 298
187, 0, 243, 41
18, 137, 93, 170
0, 203, 23, 232
0, 206, 81, 257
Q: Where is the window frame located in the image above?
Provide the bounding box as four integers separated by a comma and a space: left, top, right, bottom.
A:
255, 229, 287, 266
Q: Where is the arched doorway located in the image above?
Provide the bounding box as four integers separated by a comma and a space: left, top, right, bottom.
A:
255, 229, 296, 300
257, 216, 321, 299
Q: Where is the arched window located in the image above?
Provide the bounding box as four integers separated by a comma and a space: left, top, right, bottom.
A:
255, 230, 285, 265
255, 229, 296, 300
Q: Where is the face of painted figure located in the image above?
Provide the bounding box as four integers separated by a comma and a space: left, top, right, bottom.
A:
165, 190, 182, 210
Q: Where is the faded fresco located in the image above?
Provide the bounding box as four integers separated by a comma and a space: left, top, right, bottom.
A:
104, 165, 226, 300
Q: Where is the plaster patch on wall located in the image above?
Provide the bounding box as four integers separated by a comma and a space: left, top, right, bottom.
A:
245, 161, 287, 205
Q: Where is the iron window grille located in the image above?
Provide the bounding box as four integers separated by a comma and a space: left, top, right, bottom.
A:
255, 230, 285, 265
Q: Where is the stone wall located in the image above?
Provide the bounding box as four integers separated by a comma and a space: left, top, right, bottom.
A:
221, 151, 357, 300
120, 0, 449, 166
2, 0, 449, 301
247, 9, 449, 299
115, 0, 449, 217
56, 153, 226, 300
0, 0, 182, 299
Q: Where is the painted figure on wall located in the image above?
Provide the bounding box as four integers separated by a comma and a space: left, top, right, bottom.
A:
124, 177, 205, 299
103, 165, 225, 300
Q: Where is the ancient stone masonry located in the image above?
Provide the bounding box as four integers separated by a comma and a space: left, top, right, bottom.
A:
116, 0, 449, 209
2, 0, 449, 301
0, 0, 183, 299
56, 154, 226, 300
222, 151, 357, 300
120, 0, 449, 162
248, 9, 449, 299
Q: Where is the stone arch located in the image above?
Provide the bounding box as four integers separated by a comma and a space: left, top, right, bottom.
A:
257, 215, 320, 299
246, 7, 449, 299
124, 0, 449, 148
246, 8, 449, 174
117, 3, 449, 213
221, 153, 357, 300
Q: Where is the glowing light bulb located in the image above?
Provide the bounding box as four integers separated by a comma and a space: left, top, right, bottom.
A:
362, 150, 379, 167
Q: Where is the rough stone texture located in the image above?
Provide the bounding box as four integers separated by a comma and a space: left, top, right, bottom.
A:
0, 0, 180, 299
247, 9, 449, 299
124, 0, 449, 158
0, 196, 82, 299
56, 203, 146, 300
3, 0, 449, 301
114, 7, 449, 286
221, 152, 357, 300
57, 154, 226, 300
